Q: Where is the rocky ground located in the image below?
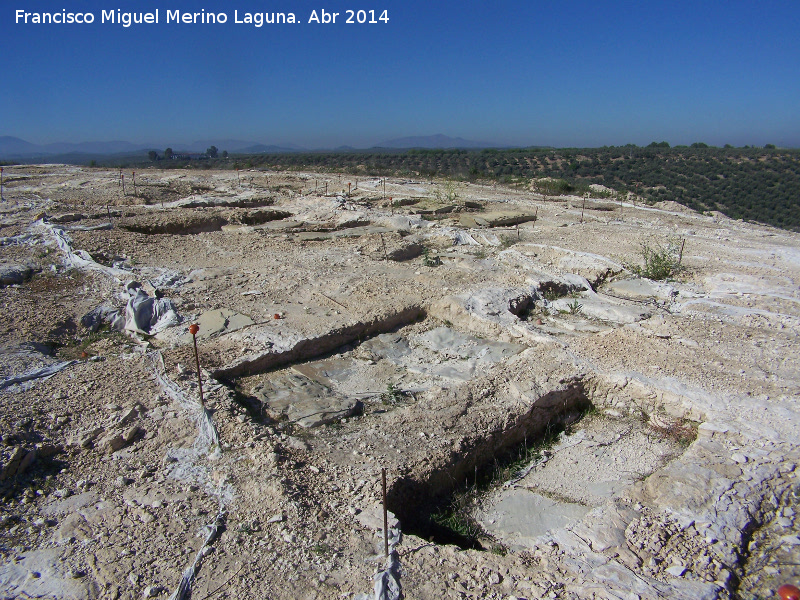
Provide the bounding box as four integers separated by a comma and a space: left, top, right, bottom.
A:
0, 165, 798, 600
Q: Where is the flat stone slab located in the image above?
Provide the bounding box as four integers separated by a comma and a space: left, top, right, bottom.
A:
252, 372, 361, 427
605, 277, 677, 301
356, 333, 413, 363
414, 326, 522, 361
0, 548, 99, 600
475, 414, 682, 549
551, 295, 652, 324
41, 491, 99, 516
176, 308, 254, 343
402, 327, 524, 382
256, 218, 303, 231
296, 231, 333, 241
354, 504, 400, 532
292, 357, 356, 389
350, 327, 524, 385
477, 489, 591, 548
331, 225, 394, 238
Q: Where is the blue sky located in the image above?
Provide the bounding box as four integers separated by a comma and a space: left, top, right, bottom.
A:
3, 0, 799, 148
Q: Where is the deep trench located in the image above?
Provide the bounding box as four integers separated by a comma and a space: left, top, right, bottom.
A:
211, 305, 425, 380
119, 209, 292, 235
387, 384, 593, 549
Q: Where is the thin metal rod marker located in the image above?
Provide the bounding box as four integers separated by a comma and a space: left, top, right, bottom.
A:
382, 467, 389, 558
679, 238, 686, 266
189, 324, 205, 408
581, 194, 586, 224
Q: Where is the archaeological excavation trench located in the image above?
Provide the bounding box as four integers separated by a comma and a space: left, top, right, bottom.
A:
118, 208, 292, 235
185, 270, 709, 557
386, 388, 592, 549
222, 309, 699, 552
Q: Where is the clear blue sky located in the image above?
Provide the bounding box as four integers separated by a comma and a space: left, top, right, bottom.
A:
3, 0, 799, 148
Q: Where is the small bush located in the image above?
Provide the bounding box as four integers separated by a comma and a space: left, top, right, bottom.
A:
422, 247, 441, 267
381, 383, 405, 404
628, 238, 683, 280
433, 179, 461, 204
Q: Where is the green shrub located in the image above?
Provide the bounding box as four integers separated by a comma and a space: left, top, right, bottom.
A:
628, 238, 684, 280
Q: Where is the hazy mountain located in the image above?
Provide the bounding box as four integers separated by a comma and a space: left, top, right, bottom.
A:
235, 144, 305, 154
0, 136, 42, 156
43, 141, 151, 154
0, 136, 156, 158
0, 136, 309, 159
376, 134, 495, 149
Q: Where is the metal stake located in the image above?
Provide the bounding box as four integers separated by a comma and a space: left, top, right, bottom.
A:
189, 324, 205, 408
581, 194, 586, 224
382, 468, 389, 557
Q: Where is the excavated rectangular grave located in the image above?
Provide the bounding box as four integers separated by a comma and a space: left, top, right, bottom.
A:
240, 325, 524, 427
475, 412, 687, 549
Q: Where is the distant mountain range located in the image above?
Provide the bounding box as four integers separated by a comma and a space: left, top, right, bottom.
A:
0, 136, 153, 157
0, 134, 500, 159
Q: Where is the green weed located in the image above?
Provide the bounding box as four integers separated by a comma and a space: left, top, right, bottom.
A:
422, 247, 441, 267
567, 299, 583, 315
381, 383, 405, 405
432, 179, 461, 204
627, 238, 684, 280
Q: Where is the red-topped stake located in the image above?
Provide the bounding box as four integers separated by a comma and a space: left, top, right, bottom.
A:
188, 324, 205, 408
778, 585, 800, 600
